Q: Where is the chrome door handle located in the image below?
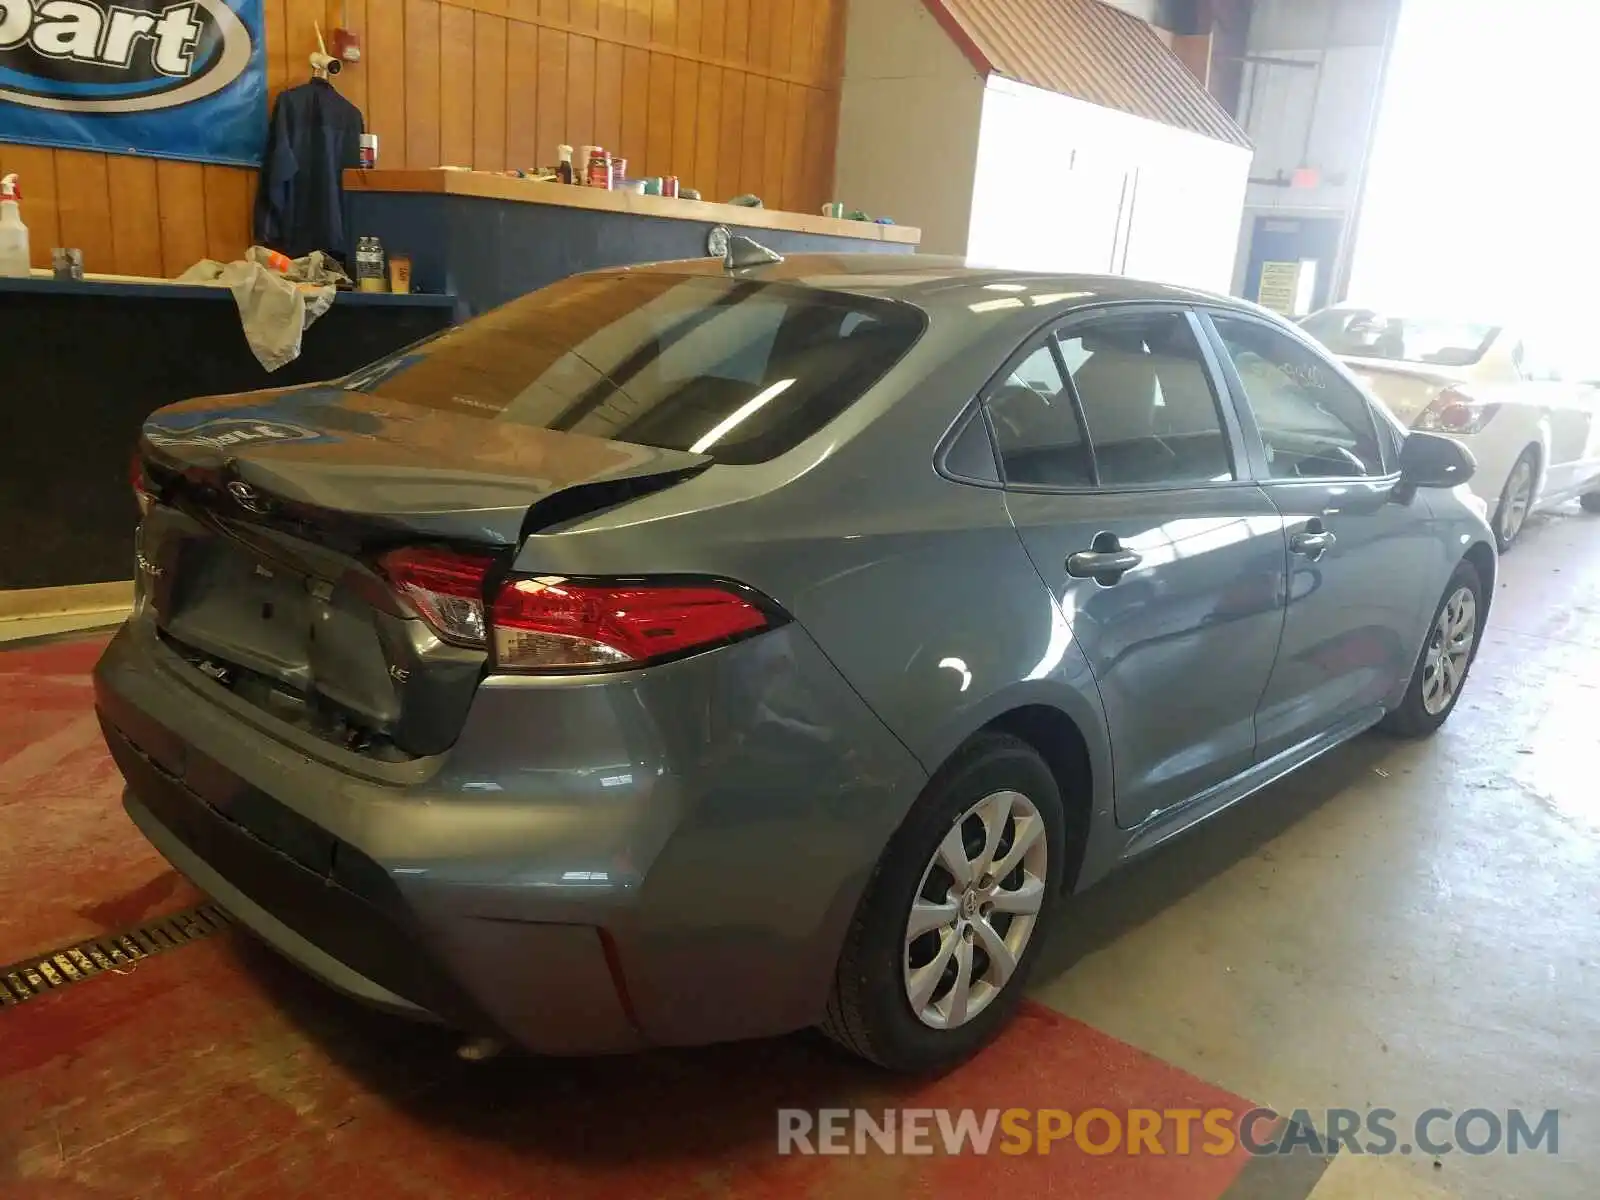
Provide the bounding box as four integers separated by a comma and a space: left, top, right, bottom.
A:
1066, 548, 1142, 580
1290, 529, 1336, 558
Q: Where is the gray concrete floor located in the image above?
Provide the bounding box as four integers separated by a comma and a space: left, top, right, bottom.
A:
1030, 502, 1600, 1200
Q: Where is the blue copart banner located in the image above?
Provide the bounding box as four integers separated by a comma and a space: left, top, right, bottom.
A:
0, 0, 267, 166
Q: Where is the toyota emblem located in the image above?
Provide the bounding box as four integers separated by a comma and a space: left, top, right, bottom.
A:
227, 480, 268, 513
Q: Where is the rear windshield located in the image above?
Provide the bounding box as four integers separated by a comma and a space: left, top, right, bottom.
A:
1300, 308, 1500, 367
344, 273, 926, 465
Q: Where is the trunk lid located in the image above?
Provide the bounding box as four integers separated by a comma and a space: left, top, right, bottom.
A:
136, 386, 709, 761
1341, 357, 1467, 425
141, 385, 709, 545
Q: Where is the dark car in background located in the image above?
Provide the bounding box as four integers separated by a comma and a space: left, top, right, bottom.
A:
95, 254, 1495, 1072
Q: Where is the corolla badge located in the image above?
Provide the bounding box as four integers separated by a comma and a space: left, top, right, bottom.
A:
143, 417, 326, 452
0, 0, 254, 113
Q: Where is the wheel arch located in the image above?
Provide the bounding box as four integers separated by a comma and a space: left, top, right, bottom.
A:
1521, 437, 1547, 500
980, 704, 1095, 892
1463, 539, 1497, 620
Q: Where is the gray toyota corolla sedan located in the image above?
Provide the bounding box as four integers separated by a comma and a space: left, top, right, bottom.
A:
95, 252, 1495, 1073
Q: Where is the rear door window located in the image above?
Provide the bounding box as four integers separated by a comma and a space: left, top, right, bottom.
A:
1060, 311, 1236, 486
346, 274, 926, 465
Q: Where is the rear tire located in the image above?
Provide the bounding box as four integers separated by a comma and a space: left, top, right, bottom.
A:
1580, 492, 1600, 514
1493, 447, 1538, 551
1378, 559, 1484, 738
821, 733, 1065, 1073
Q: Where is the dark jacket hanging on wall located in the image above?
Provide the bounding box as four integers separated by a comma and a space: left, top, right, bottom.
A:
253, 79, 364, 265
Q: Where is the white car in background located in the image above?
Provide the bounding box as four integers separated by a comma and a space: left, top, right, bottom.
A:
1301, 306, 1600, 549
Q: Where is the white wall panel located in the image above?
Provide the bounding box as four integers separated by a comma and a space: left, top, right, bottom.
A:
834, 0, 986, 255
969, 77, 1250, 292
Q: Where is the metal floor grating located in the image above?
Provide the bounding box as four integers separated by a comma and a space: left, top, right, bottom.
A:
0, 903, 232, 1009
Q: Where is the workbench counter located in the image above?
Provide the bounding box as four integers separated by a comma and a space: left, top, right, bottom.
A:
342, 168, 920, 319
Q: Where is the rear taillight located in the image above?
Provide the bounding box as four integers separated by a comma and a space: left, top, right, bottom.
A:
492, 578, 769, 670
380, 547, 495, 647
131, 451, 154, 516
1416, 388, 1499, 435
380, 548, 773, 671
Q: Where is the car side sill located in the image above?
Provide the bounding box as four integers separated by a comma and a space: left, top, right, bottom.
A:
1117, 706, 1386, 863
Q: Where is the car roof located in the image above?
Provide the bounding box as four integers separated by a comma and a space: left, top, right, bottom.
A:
614, 252, 1275, 323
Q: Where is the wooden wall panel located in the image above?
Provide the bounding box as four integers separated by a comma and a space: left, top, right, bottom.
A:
619, 45, 649, 169
265, 0, 292, 98
762, 76, 787, 210
770, 0, 794, 77
716, 70, 745, 204
677, 0, 702, 54
782, 81, 808, 213
739, 70, 766, 197
404, 0, 442, 168
365, 0, 408, 168
155, 161, 209, 276
566, 34, 597, 150
105, 156, 164, 278
645, 51, 673, 177
724, 0, 749, 65
747, 0, 771, 74
54, 153, 116, 273
535, 26, 568, 164
0, 0, 845, 276
624, 0, 650, 45
283, 0, 326, 95
649, 0, 674, 49
701, 0, 726, 58
694, 66, 723, 201
474, 14, 509, 171
202, 166, 255, 264
593, 39, 624, 152
672, 59, 699, 187
439, 3, 478, 166
505, 18, 541, 167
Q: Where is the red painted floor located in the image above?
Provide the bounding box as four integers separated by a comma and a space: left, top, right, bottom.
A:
0, 940, 1255, 1199
0, 634, 1282, 1199
0, 637, 202, 965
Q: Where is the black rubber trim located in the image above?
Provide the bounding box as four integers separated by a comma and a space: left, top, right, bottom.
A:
97, 711, 499, 1036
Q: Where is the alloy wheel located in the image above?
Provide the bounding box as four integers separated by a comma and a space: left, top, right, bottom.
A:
1500, 459, 1533, 544
903, 789, 1049, 1030
1422, 586, 1477, 714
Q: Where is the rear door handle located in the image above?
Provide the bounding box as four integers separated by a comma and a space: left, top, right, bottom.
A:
1290, 529, 1337, 559
1066, 533, 1142, 582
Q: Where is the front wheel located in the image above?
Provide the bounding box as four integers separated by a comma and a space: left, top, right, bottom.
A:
1378, 559, 1484, 737
1579, 491, 1600, 514
822, 733, 1065, 1072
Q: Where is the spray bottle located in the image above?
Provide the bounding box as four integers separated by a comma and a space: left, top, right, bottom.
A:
0, 174, 28, 278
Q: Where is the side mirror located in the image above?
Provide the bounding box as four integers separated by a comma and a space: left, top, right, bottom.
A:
1399, 430, 1477, 489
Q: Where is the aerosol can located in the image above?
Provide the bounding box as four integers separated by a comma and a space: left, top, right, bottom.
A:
0, 174, 29, 278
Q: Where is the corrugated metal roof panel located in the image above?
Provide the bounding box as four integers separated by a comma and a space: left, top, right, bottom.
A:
922, 0, 1252, 148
